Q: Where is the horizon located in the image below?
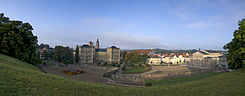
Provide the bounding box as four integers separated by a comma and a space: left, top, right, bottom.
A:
1, 0, 244, 50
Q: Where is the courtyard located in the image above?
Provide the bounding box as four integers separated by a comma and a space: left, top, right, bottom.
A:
41, 61, 223, 86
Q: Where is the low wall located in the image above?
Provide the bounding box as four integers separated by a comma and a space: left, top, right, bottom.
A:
109, 67, 217, 81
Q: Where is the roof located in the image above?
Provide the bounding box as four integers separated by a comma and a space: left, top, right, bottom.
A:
199, 51, 209, 55
82, 44, 90, 47
95, 49, 107, 52
148, 54, 161, 58
110, 46, 118, 48
204, 50, 219, 53
161, 53, 169, 56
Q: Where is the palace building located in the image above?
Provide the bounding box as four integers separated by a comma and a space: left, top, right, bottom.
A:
79, 39, 120, 64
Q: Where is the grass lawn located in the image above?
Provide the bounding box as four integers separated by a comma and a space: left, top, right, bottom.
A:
145, 72, 222, 86
123, 66, 151, 74
1, 54, 245, 95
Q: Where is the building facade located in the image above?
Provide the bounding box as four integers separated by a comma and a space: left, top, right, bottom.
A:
187, 50, 227, 67
79, 39, 120, 64
147, 53, 190, 65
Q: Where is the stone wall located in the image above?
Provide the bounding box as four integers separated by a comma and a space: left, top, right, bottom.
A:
108, 66, 217, 82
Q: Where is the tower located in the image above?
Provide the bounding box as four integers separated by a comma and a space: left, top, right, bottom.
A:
96, 38, 99, 49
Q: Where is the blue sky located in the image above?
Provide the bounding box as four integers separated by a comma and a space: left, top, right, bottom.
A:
0, 0, 245, 50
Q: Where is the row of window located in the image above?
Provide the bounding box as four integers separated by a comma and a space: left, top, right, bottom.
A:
81, 48, 93, 52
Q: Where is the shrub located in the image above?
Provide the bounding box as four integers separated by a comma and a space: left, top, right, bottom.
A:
144, 82, 152, 87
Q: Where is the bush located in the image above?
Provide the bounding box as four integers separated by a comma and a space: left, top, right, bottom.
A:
144, 82, 152, 87
122, 66, 126, 71
42, 62, 46, 65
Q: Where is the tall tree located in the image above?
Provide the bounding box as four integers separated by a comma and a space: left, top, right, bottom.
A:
224, 19, 245, 69
39, 43, 49, 49
0, 13, 40, 65
41, 50, 53, 60
123, 52, 130, 62
54, 45, 74, 64
75, 45, 80, 63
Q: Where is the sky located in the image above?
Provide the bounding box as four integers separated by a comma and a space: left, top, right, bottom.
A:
0, 0, 245, 50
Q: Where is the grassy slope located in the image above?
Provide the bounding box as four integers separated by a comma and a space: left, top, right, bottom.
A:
146, 72, 222, 86
0, 54, 245, 96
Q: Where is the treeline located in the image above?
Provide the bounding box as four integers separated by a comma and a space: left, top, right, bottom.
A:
153, 49, 198, 54
38, 44, 75, 64
0, 13, 40, 65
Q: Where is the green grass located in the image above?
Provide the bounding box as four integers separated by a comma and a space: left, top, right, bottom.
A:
123, 67, 151, 74
0, 54, 245, 95
145, 72, 222, 86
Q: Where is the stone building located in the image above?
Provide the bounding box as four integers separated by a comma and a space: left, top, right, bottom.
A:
188, 50, 227, 67
79, 39, 120, 64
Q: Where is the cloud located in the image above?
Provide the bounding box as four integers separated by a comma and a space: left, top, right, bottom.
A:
160, 0, 245, 30
160, 0, 206, 20
78, 17, 166, 49
37, 0, 245, 50
186, 21, 222, 29
99, 32, 166, 49
36, 17, 166, 49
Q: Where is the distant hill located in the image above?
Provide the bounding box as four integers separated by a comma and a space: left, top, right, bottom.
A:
153, 49, 227, 54
0, 54, 244, 95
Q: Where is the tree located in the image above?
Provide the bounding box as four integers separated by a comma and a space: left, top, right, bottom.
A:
132, 51, 138, 63
39, 43, 49, 49
38, 43, 54, 60
224, 19, 245, 69
140, 54, 148, 64
42, 50, 53, 60
0, 13, 40, 65
123, 52, 148, 65
75, 45, 80, 63
123, 52, 130, 62
54, 45, 74, 64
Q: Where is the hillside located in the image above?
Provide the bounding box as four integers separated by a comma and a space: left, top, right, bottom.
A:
0, 54, 245, 96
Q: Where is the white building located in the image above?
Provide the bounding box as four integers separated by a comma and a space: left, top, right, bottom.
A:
147, 53, 190, 65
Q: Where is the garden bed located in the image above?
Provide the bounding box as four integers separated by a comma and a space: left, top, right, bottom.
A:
62, 69, 85, 76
